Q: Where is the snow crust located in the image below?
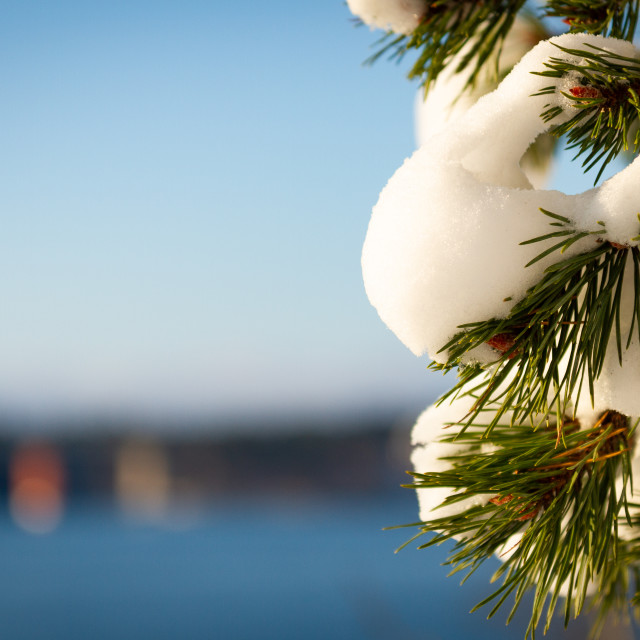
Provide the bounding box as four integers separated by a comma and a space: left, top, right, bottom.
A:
346, 0, 426, 35
362, 34, 640, 365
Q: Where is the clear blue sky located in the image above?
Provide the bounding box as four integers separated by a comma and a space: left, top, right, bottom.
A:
0, 1, 605, 428
0, 0, 445, 426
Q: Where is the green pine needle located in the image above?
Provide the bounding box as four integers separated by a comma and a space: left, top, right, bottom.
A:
403, 410, 636, 638
366, 0, 527, 92
534, 43, 640, 183
544, 0, 640, 41
430, 211, 640, 433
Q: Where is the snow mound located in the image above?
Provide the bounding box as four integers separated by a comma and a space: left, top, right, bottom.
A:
362, 34, 640, 365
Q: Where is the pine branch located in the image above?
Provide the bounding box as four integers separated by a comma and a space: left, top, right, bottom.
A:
430, 210, 640, 433
404, 410, 636, 638
352, 4, 640, 636
533, 42, 640, 182
367, 0, 527, 91
544, 0, 640, 41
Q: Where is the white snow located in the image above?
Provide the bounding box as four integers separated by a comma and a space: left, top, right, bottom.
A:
411, 397, 495, 523
362, 34, 640, 365
415, 21, 542, 141
415, 17, 552, 189
346, 0, 426, 34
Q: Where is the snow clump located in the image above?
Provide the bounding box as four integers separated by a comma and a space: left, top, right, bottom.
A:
415, 16, 552, 188
362, 33, 640, 364
411, 397, 496, 524
346, 0, 426, 34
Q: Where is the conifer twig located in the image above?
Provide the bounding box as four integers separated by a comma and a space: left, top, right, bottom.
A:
534, 42, 640, 182
367, 0, 526, 91
544, 0, 640, 41
404, 410, 637, 638
431, 211, 640, 432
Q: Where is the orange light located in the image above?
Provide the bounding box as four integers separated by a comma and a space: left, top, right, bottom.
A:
9, 443, 66, 534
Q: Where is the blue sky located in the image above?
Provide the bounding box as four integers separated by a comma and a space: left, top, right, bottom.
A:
0, 1, 445, 425
0, 2, 610, 428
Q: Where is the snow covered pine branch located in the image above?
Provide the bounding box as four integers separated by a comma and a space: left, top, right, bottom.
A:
348, 0, 640, 633
362, 33, 640, 424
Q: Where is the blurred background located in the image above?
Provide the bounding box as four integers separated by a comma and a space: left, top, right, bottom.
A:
0, 1, 633, 638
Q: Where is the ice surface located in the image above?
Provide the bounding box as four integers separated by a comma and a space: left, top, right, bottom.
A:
346, 0, 425, 34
